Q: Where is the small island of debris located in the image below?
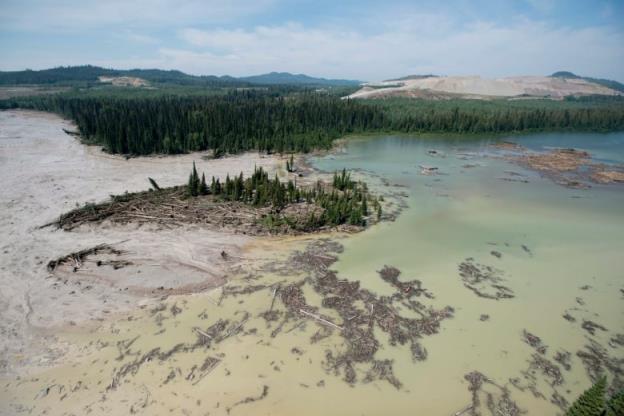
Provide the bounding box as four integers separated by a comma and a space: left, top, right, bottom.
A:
45, 165, 382, 236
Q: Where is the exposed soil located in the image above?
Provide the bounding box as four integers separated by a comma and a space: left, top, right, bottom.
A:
0, 110, 280, 375
498, 144, 624, 188
348, 75, 622, 99
591, 170, 624, 183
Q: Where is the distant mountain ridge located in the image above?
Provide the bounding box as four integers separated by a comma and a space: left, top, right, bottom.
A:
238, 72, 361, 86
384, 74, 438, 82
550, 71, 624, 93
0, 65, 360, 87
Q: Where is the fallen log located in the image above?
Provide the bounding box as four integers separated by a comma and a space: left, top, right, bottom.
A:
299, 309, 343, 331
452, 404, 473, 416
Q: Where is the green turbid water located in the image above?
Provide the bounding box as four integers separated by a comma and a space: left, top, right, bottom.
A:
308, 132, 624, 414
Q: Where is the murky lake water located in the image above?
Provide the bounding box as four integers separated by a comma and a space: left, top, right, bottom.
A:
2, 130, 623, 415
310, 132, 624, 414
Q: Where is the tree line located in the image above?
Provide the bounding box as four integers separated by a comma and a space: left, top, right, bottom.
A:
375, 97, 624, 133
1, 92, 381, 154
1, 92, 623, 156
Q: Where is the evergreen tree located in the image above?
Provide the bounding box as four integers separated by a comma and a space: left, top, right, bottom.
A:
199, 173, 209, 195
606, 388, 624, 416
566, 377, 607, 416
183, 164, 377, 228
333, 169, 354, 190
187, 161, 200, 196
4, 92, 624, 157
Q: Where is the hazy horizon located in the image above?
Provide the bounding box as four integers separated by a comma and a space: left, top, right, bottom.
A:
1, 0, 623, 83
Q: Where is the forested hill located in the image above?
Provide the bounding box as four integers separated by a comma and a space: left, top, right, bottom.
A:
239, 72, 361, 86
2, 91, 623, 156
551, 71, 624, 93
0, 66, 360, 87
0, 66, 246, 87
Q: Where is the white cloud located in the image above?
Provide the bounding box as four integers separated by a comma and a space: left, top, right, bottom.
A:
163, 19, 624, 81
1, 3, 622, 82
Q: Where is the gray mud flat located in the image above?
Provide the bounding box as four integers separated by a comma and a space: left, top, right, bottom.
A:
0, 110, 279, 374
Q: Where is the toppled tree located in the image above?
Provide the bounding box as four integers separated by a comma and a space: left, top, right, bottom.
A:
148, 177, 161, 191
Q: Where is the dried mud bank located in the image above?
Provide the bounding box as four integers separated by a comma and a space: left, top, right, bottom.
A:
0, 110, 280, 375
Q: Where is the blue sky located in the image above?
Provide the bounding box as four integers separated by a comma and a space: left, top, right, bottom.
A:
1, 0, 623, 81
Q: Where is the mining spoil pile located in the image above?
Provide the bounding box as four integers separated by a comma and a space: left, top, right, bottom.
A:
347, 75, 623, 99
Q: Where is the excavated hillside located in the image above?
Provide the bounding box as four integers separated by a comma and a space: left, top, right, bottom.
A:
348, 75, 622, 100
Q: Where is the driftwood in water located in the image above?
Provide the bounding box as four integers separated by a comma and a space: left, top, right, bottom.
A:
226, 385, 269, 414
299, 309, 343, 331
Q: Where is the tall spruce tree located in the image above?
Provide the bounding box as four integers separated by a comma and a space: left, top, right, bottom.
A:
606, 388, 624, 416
199, 173, 209, 195
187, 162, 200, 196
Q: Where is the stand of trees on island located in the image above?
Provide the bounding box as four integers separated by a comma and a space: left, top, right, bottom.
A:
185, 164, 381, 228
2, 91, 624, 156
54, 165, 381, 233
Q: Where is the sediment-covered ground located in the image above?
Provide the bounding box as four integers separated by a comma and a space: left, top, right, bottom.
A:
492, 141, 624, 188
0, 110, 280, 374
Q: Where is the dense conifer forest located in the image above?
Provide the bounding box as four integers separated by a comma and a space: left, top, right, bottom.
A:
2, 89, 623, 156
